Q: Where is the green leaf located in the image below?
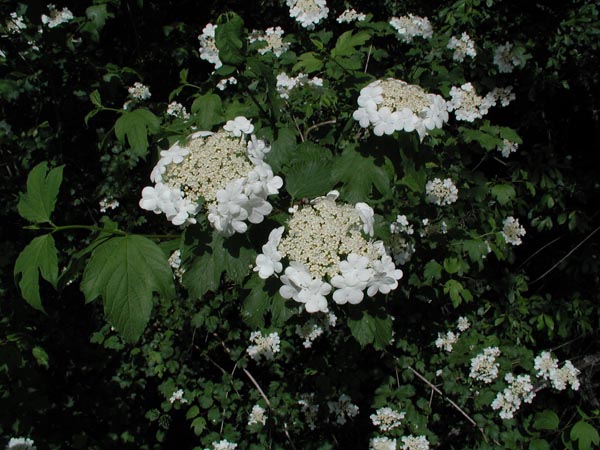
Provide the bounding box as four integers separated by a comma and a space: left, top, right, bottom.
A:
533, 410, 560, 431
348, 311, 392, 349
32, 346, 49, 368
286, 160, 335, 199
190, 417, 206, 436
17, 162, 64, 223
241, 278, 269, 328
331, 146, 390, 203
331, 30, 371, 57
444, 279, 471, 307
570, 421, 600, 450
293, 52, 323, 73
215, 12, 245, 66
529, 439, 551, 450
86, 4, 109, 30
114, 109, 160, 158
81, 235, 175, 343
186, 405, 200, 420
423, 260, 443, 283
265, 127, 297, 173
191, 93, 224, 129
461, 128, 502, 150
89, 89, 102, 107
462, 239, 488, 262
491, 184, 516, 205
14, 234, 59, 312
443, 257, 461, 275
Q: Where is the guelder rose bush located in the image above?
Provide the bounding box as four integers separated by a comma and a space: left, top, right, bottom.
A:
10, 1, 592, 449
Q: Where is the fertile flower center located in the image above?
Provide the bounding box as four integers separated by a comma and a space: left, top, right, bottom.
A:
162, 131, 253, 205
379, 80, 429, 113
278, 198, 377, 278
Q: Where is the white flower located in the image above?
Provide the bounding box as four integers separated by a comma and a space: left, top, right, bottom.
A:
254, 227, 285, 279
457, 316, 470, 332
426, 178, 458, 206
247, 331, 281, 362
286, 0, 329, 30
248, 404, 267, 426
354, 79, 448, 139
41, 4, 73, 28
296, 322, 324, 348
198, 23, 222, 70
435, 331, 459, 353
370, 407, 406, 432
276, 72, 323, 99
224, 116, 254, 137
367, 255, 403, 297
401, 435, 430, 450
489, 86, 516, 107
337, 9, 366, 23
6, 438, 36, 450
216, 76, 238, 91
280, 263, 331, 313
370, 437, 397, 450
491, 373, 535, 419
249, 26, 290, 57
498, 139, 519, 158
469, 347, 501, 384
494, 42, 526, 73
128, 82, 151, 100
447, 82, 490, 122
166, 101, 190, 119
389, 14, 433, 42
549, 360, 580, 391
331, 253, 372, 305
7, 12, 26, 34
355, 202, 375, 236
205, 440, 237, 450
501, 216, 526, 246
99, 197, 119, 213
447, 32, 476, 62
328, 394, 359, 425
169, 388, 188, 404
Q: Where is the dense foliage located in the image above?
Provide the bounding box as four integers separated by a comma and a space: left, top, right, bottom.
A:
2, 0, 600, 449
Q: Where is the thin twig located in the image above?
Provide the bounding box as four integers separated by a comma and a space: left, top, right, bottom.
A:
531, 224, 600, 284
291, 112, 304, 142
242, 368, 271, 408
407, 366, 480, 429
364, 44, 373, 73
303, 119, 337, 142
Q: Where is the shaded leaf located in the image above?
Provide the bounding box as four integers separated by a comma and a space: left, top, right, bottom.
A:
14, 234, 59, 312
332, 146, 390, 202
17, 162, 64, 223
114, 109, 160, 158
81, 235, 175, 343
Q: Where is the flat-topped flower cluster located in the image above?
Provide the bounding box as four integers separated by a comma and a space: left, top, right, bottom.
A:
389, 14, 433, 42
254, 191, 402, 313
139, 117, 282, 234
353, 79, 448, 139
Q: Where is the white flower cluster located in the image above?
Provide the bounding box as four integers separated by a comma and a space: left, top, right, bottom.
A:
168, 249, 185, 280
99, 197, 119, 213
493, 42, 526, 73
286, 0, 329, 30
249, 26, 290, 57
370, 406, 406, 432
401, 435, 430, 450
139, 118, 283, 233
255, 191, 402, 314
425, 178, 458, 206
353, 79, 448, 139
6, 12, 26, 34
534, 351, 580, 391
447, 82, 495, 122
497, 139, 519, 158
489, 86, 516, 107
389, 14, 433, 43
166, 101, 190, 120
328, 393, 359, 425
217, 76, 238, 91
469, 347, 501, 384
501, 216, 526, 246
6, 438, 36, 450
276, 72, 323, 99
168, 388, 188, 404
205, 440, 237, 450
447, 32, 477, 62
389, 215, 415, 265
128, 82, 151, 101
41, 4, 74, 28
435, 330, 459, 352
435, 317, 470, 352
298, 393, 319, 430
246, 330, 281, 362
390, 214, 414, 235
491, 373, 535, 419
296, 321, 324, 348
337, 8, 366, 23
198, 23, 222, 70
370, 437, 397, 450
248, 404, 267, 426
